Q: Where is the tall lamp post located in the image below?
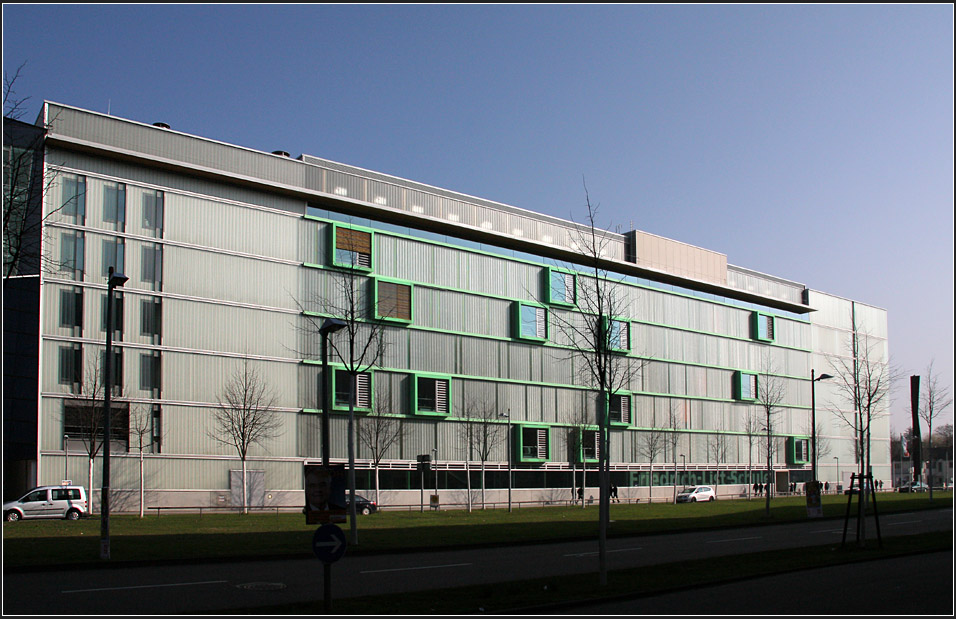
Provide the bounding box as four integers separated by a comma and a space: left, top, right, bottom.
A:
679, 454, 686, 487
101, 266, 128, 560
833, 456, 840, 492
498, 409, 512, 512
432, 448, 439, 510
63, 434, 69, 482
810, 370, 833, 481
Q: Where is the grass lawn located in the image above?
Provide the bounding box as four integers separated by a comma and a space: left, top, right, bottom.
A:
3, 491, 951, 569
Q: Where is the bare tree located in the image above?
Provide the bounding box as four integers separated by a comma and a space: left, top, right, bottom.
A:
708, 426, 730, 497
63, 357, 128, 515
128, 402, 163, 518
665, 403, 683, 504
742, 407, 762, 500
755, 355, 787, 517
547, 186, 646, 586
357, 381, 405, 507
920, 360, 952, 500
209, 358, 281, 514
4, 62, 70, 279
826, 327, 894, 545
298, 225, 389, 545
638, 426, 666, 503
564, 406, 594, 508
459, 399, 504, 509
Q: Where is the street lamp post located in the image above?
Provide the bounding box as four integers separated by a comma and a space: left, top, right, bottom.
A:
679, 454, 686, 487
834, 456, 840, 492
101, 266, 128, 560
63, 435, 69, 482
499, 410, 512, 512
811, 370, 834, 481
432, 448, 438, 510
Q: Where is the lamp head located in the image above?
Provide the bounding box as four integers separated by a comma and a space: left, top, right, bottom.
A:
320, 318, 347, 335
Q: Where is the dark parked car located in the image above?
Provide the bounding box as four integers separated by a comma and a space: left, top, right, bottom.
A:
347, 495, 378, 515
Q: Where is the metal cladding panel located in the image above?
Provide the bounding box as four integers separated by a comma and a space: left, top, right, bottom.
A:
160, 351, 298, 408
165, 193, 301, 261
409, 330, 457, 375
164, 245, 299, 309
461, 337, 503, 379
48, 104, 308, 190
162, 298, 296, 358
495, 383, 526, 422
507, 345, 532, 383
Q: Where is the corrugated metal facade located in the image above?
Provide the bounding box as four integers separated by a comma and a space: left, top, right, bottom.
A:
30, 103, 891, 508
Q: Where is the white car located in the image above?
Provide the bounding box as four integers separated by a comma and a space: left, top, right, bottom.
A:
3, 485, 88, 521
676, 486, 716, 503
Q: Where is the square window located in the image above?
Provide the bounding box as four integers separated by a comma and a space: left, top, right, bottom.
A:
547, 268, 575, 306
515, 302, 548, 341
141, 297, 162, 338
414, 374, 450, 416
735, 371, 758, 401
519, 426, 549, 462
607, 318, 630, 353
609, 393, 632, 425
376, 279, 412, 323
330, 225, 373, 271
752, 312, 775, 342
61, 174, 86, 222
333, 369, 372, 411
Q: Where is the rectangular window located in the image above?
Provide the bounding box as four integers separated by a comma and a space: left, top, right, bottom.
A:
140, 351, 162, 393
735, 371, 758, 401
609, 393, 632, 425
151, 404, 162, 453
141, 244, 163, 287
101, 290, 124, 336
58, 344, 82, 388
63, 400, 129, 449
752, 312, 775, 342
415, 375, 450, 416
61, 174, 86, 222
548, 269, 575, 305
100, 348, 123, 396
331, 225, 373, 270
142, 190, 164, 236
141, 297, 162, 338
59, 287, 83, 330
334, 369, 372, 410
103, 182, 126, 229
519, 426, 549, 462
376, 280, 412, 322
607, 318, 630, 352
102, 238, 126, 277
60, 231, 85, 278
515, 302, 548, 341
580, 429, 600, 462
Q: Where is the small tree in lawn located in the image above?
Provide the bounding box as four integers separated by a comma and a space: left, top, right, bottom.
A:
210, 358, 281, 514
743, 407, 762, 499
128, 402, 160, 518
638, 426, 666, 503
708, 423, 729, 497
357, 380, 405, 507
755, 355, 787, 517
460, 399, 504, 509
920, 360, 952, 500
666, 403, 683, 504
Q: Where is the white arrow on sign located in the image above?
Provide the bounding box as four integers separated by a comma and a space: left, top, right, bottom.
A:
314, 537, 342, 553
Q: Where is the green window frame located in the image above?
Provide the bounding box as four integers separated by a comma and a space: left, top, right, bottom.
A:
608, 392, 633, 427
517, 424, 550, 463
574, 427, 600, 464
787, 436, 810, 465
734, 371, 758, 401
412, 373, 451, 416
513, 301, 548, 342
332, 368, 374, 413
545, 267, 576, 306
605, 317, 631, 353
374, 278, 413, 324
329, 223, 374, 272
752, 311, 775, 343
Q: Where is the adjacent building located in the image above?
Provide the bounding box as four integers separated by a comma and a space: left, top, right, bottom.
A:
2, 102, 892, 508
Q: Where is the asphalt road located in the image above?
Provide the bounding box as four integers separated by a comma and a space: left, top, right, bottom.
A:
2, 508, 951, 615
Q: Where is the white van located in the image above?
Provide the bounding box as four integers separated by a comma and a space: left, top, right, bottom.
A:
3, 485, 88, 521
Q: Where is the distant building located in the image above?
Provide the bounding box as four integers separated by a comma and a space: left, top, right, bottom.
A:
3, 102, 891, 508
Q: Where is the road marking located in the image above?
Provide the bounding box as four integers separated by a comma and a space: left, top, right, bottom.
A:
63, 580, 227, 594
564, 547, 643, 557
360, 562, 471, 574
886, 520, 921, 526
706, 536, 761, 544
811, 528, 844, 534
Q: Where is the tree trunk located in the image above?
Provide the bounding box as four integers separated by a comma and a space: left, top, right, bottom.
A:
242, 458, 248, 515
87, 458, 94, 516
139, 449, 145, 518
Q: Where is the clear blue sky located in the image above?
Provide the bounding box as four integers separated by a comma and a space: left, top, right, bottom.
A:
4, 4, 953, 433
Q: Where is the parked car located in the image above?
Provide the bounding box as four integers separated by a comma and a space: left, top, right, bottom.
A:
347, 494, 378, 515
3, 485, 88, 521
676, 486, 715, 503
898, 482, 928, 493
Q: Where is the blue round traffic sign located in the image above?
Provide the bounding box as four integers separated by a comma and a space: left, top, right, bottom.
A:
312, 524, 347, 563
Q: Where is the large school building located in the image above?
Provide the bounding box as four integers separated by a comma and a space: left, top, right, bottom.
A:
3, 102, 891, 509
